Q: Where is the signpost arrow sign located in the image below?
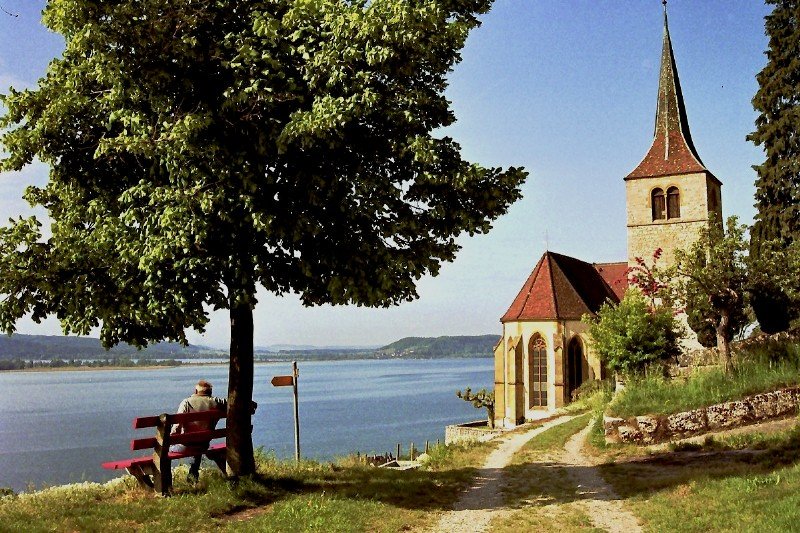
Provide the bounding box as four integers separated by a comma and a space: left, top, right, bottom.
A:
271, 375, 294, 387
271, 362, 301, 461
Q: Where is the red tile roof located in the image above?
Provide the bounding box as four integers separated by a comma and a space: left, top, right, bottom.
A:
626, 10, 709, 181
594, 262, 629, 301
501, 252, 628, 323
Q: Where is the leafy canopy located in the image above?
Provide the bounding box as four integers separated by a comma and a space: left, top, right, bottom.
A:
672, 216, 749, 373
748, 0, 800, 332
584, 289, 682, 378
0, 0, 526, 347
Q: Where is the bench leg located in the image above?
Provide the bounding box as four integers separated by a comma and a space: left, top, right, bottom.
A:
125, 465, 154, 489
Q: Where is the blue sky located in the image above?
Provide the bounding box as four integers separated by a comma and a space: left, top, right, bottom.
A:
0, 1, 772, 348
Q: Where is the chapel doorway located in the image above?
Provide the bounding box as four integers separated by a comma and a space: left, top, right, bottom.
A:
566, 337, 584, 401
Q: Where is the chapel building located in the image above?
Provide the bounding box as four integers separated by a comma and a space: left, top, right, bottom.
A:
493, 5, 723, 427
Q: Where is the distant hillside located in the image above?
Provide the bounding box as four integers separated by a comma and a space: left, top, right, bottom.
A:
0, 334, 216, 360
0, 333, 499, 361
375, 335, 499, 359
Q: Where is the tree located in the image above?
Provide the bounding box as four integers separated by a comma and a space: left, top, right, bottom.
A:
0, 1, 526, 477
628, 247, 748, 349
748, 238, 800, 333
748, 0, 800, 332
672, 216, 749, 374
456, 387, 495, 429
584, 290, 682, 379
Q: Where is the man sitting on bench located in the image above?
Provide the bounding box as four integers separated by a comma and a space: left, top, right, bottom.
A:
171, 380, 228, 482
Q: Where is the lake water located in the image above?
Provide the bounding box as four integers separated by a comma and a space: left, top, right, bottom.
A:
0, 358, 492, 492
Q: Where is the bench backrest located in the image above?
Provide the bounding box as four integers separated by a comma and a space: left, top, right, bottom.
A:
130, 410, 228, 451
133, 409, 227, 429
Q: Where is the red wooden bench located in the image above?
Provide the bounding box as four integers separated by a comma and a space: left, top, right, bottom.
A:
102, 410, 229, 495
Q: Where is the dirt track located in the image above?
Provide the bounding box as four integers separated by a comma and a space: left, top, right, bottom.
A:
431, 417, 642, 533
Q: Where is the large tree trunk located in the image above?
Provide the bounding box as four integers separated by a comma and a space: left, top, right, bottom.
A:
716, 307, 733, 375
226, 300, 256, 477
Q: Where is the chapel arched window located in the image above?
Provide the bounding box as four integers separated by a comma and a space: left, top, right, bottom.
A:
667, 187, 681, 219
651, 188, 666, 221
528, 335, 547, 408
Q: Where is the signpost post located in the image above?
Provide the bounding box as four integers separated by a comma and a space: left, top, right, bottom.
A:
271, 361, 300, 462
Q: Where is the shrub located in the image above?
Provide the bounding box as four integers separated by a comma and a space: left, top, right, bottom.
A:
584, 290, 682, 378
570, 378, 612, 402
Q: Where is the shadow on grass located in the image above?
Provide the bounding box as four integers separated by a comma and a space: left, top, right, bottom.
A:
173, 462, 482, 515
597, 438, 800, 500
495, 428, 800, 511
174, 427, 800, 519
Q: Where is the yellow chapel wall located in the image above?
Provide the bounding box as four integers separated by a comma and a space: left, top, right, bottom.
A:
495, 319, 603, 428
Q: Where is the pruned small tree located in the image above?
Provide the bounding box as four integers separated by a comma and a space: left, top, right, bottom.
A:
672, 216, 749, 374
456, 387, 495, 429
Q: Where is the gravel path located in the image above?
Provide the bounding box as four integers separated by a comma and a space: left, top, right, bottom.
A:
431, 415, 577, 533
431, 417, 642, 533
562, 424, 642, 533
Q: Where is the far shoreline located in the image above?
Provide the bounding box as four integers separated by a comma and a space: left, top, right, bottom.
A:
0, 355, 494, 374
2, 361, 228, 374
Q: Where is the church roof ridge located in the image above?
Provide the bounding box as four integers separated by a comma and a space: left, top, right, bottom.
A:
500, 251, 627, 323
626, 4, 708, 180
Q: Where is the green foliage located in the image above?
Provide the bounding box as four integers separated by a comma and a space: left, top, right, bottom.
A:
0, 0, 525, 474
672, 216, 750, 372
748, 238, 800, 334
456, 387, 495, 428
0, 0, 525, 345
684, 294, 724, 348
748, 1, 800, 334
584, 290, 682, 378
607, 339, 800, 418
568, 378, 612, 404
749, 0, 800, 248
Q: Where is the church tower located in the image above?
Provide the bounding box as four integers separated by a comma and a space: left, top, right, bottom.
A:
625, 4, 723, 268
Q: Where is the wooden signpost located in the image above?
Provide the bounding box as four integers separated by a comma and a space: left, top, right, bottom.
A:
271, 361, 300, 461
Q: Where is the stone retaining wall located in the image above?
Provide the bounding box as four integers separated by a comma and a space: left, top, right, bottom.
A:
445, 420, 504, 445
604, 387, 800, 444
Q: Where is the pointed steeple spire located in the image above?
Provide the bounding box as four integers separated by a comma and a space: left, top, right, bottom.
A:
626, 3, 707, 179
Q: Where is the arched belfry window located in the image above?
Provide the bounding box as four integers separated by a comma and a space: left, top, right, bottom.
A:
667, 187, 681, 219
651, 188, 666, 221
528, 335, 547, 408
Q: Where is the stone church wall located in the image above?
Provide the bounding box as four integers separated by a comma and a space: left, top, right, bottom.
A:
625, 171, 721, 267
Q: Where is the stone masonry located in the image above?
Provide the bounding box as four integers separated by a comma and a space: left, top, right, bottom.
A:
604, 387, 800, 445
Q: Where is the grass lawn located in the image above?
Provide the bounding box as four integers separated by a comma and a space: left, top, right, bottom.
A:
4, 372, 800, 533
0, 441, 497, 533
608, 341, 800, 418
598, 423, 800, 532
